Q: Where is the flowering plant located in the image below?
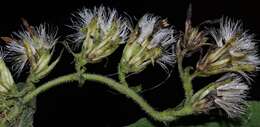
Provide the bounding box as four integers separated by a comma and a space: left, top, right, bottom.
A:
0, 4, 259, 127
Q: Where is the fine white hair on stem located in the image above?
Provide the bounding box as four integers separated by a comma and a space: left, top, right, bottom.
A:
5, 24, 58, 76
69, 6, 132, 49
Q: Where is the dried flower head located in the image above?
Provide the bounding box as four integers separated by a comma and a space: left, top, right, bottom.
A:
179, 5, 208, 55
120, 14, 176, 73
3, 22, 58, 78
197, 17, 260, 78
181, 24, 207, 53
192, 74, 248, 118
70, 6, 131, 64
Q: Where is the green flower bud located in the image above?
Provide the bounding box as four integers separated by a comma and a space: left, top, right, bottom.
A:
70, 6, 131, 64
120, 14, 176, 73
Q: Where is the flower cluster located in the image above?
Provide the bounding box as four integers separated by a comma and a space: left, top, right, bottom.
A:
70, 6, 131, 64
120, 14, 176, 73
0, 5, 259, 125
3, 22, 59, 81
192, 74, 248, 118
197, 18, 260, 78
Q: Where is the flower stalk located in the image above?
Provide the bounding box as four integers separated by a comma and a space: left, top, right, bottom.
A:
22, 72, 194, 122
118, 63, 128, 86
177, 40, 194, 103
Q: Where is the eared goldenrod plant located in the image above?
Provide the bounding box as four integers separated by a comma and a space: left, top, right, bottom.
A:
0, 5, 259, 127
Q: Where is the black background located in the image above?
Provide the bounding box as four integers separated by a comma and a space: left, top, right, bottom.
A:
0, 0, 260, 126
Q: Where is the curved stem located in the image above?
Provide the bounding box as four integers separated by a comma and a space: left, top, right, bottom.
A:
177, 51, 184, 77
23, 72, 193, 122
23, 73, 78, 103
83, 73, 193, 121
177, 49, 193, 103
182, 70, 193, 104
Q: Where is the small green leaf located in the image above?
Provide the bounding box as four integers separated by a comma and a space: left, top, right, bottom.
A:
126, 118, 155, 127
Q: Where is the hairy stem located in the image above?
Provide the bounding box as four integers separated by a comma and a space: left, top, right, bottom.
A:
23, 73, 193, 122
177, 49, 193, 103
83, 73, 193, 121
23, 73, 78, 103
182, 71, 193, 104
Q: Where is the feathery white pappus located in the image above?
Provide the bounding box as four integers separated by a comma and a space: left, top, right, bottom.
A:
209, 17, 260, 69
69, 6, 132, 64
5, 24, 58, 75
70, 6, 132, 46
208, 74, 248, 118
137, 14, 176, 71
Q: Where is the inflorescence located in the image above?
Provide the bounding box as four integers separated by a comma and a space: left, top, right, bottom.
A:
0, 5, 259, 126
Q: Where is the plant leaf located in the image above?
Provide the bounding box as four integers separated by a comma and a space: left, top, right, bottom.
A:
126, 118, 155, 127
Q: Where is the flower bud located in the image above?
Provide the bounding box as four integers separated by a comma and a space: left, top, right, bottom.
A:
70, 6, 131, 64
192, 74, 248, 118
120, 14, 176, 73
0, 50, 15, 93
196, 17, 260, 78
3, 22, 59, 80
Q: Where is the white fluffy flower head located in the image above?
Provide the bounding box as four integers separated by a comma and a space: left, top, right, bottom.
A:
193, 74, 249, 118
70, 6, 132, 63
121, 14, 176, 73
5, 24, 58, 75
197, 17, 260, 79
214, 77, 248, 118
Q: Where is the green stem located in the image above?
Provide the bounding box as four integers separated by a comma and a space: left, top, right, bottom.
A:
23, 73, 193, 122
83, 73, 193, 121
118, 63, 128, 86
23, 73, 78, 103
177, 50, 193, 103
177, 51, 184, 77
182, 72, 193, 104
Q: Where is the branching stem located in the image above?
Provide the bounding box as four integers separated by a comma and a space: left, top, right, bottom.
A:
23, 73, 193, 122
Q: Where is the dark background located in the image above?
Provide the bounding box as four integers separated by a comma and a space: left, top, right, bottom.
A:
0, 0, 260, 126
